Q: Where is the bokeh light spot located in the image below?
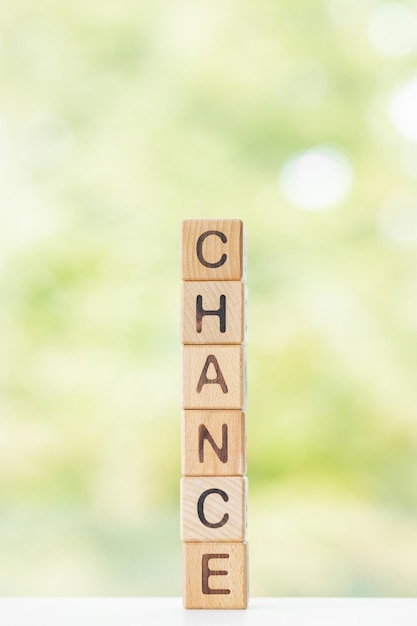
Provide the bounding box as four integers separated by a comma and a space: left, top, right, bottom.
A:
279, 147, 353, 210
368, 2, 417, 57
389, 77, 417, 142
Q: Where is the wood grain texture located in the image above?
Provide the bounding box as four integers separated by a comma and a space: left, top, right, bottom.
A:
181, 219, 245, 281
183, 541, 248, 609
182, 346, 246, 409
181, 281, 246, 345
181, 410, 246, 476
180, 476, 247, 542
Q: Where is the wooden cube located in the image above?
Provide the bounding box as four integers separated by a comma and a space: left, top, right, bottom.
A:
181, 219, 245, 281
181, 281, 246, 345
181, 476, 247, 542
182, 410, 246, 476
182, 346, 246, 410
183, 541, 248, 609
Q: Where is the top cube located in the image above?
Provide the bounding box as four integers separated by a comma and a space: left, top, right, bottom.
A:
181, 219, 246, 281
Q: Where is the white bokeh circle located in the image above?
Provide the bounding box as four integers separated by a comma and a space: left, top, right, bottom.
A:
389, 77, 417, 142
368, 2, 417, 57
279, 146, 353, 210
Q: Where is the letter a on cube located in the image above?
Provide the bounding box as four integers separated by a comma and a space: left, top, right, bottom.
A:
182, 346, 246, 410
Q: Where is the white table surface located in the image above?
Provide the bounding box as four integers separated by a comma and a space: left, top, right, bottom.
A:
1, 598, 417, 626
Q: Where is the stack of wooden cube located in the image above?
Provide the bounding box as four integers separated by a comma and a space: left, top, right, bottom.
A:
180, 219, 248, 609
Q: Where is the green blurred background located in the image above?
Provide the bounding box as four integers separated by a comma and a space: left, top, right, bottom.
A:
2, 0, 417, 597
